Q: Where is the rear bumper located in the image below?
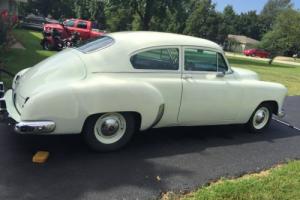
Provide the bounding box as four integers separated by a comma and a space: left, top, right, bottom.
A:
0, 82, 56, 134
14, 121, 56, 134
0, 82, 8, 121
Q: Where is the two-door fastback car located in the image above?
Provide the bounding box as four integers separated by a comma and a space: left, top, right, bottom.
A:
0, 32, 287, 151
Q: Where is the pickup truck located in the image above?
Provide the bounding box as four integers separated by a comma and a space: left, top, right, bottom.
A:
43, 19, 104, 40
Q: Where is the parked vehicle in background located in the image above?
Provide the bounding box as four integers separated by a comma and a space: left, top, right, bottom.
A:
19, 14, 58, 30
41, 25, 81, 50
43, 19, 104, 41
0, 32, 287, 152
243, 49, 270, 58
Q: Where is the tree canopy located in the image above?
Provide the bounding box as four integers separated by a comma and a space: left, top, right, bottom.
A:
18, 0, 300, 58
260, 8, 300, 63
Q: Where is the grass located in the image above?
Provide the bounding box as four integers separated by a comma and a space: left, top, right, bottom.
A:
227, 56, 300, 96
0, 29, 299, 95
0, 29, 55, 88
163, 161, 300, 200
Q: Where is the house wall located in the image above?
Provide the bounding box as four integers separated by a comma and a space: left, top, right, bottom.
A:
227, 42, 257, 53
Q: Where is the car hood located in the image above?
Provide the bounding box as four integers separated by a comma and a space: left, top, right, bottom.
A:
15, 49, 86, 99
231, 67, 259, 80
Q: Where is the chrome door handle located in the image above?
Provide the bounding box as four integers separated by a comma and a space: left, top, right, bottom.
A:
182, 74, 193, 80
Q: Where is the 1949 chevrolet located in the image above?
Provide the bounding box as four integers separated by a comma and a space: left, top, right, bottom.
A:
0, 32, 287, 151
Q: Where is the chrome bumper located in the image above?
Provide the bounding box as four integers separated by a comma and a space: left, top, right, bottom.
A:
0, 82, 56, 134
0, 82, 7, 120
278, 110, 286, 118
14, 121, 56, 134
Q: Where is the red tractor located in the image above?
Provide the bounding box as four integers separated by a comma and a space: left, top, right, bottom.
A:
41, 19, 104, 50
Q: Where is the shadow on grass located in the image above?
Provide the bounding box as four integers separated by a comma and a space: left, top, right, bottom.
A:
227, 57, 296, 69
0, 29, 56, 88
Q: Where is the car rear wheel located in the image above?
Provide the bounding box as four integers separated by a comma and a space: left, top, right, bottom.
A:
246, 104, 272, 133
83, 112, 136, 152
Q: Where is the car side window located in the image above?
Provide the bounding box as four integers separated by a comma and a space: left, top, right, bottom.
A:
64, 20, 75, 27
77, 21, 87, 29
131, 48, 179, 70
185, 49, 217, 72
217, 53, 228, 72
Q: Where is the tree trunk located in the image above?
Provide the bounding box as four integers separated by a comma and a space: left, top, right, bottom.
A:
142, 0, 152, 30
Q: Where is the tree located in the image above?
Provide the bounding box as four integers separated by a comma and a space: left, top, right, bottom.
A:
260, 0, 292, 33
222, 5, 237, 35
260, 9, 300, 64
236, 11, 262, 40
183, 0, 223, 43
149, 0, 192, 33
217, 5, 238, 46
104, 3, 134, 31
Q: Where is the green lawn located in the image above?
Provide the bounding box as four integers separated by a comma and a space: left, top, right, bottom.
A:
0, 29, 55, 88
227, 56, 300, 96
0, 29, 299, 96
172, 161, 300, 200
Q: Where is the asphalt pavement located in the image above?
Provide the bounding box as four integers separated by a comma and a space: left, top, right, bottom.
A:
0, 97, 299, 200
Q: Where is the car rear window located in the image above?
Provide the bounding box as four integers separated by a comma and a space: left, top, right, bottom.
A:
76, 36, 114, 53
131, 48, 179, 70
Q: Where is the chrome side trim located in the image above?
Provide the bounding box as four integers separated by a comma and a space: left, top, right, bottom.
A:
149, 104, 165, 129
15, 121, 56, 134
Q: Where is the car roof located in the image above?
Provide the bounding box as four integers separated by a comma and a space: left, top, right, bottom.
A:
107, 31, 223, 52
76, 31, 225, 73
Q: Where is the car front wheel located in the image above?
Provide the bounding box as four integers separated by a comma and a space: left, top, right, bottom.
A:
246, 104, 272, 133
83, 112, 136, 152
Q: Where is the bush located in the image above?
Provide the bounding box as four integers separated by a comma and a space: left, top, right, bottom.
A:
0, 18, 9, 47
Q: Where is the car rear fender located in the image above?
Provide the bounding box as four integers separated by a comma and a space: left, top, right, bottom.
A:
74, 77, 165, 131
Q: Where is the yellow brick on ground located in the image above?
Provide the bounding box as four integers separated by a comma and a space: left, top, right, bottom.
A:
32, 151, 50, 164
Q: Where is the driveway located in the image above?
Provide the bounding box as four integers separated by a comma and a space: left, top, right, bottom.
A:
0, 97, 299, 200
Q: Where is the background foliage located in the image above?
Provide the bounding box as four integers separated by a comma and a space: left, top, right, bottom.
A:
0, 18, 9, 46
16, 0, 300, 56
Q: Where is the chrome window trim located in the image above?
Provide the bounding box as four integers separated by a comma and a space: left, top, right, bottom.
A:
76, 36, 115, 54
182, 46, 231, 74
129, 46, 182, 72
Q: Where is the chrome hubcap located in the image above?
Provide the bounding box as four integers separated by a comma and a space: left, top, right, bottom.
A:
253, 107, 270, 130
94, 113, 126, 144
100, 118, 119, 136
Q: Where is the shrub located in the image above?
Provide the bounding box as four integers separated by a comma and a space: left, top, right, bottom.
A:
0, 17, 9, 47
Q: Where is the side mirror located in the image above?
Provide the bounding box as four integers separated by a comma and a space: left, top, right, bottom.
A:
216, 71, 225, 78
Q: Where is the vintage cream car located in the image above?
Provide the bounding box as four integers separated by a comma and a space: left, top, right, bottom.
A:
0, 32, 287, 151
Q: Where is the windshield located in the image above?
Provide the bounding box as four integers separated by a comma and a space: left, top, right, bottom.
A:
76, 36, 114, 53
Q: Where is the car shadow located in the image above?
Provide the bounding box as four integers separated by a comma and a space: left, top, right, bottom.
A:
0, 121, 299, 199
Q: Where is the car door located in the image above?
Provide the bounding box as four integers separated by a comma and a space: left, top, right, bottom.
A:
63, 19, 76, 37
130, 47, 183, 127
178, 47, 241, 126
73, 20, 90, 40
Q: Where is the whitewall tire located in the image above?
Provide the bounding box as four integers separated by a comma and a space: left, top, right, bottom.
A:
84, 113, 136, 152
246, 104, 272, 133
